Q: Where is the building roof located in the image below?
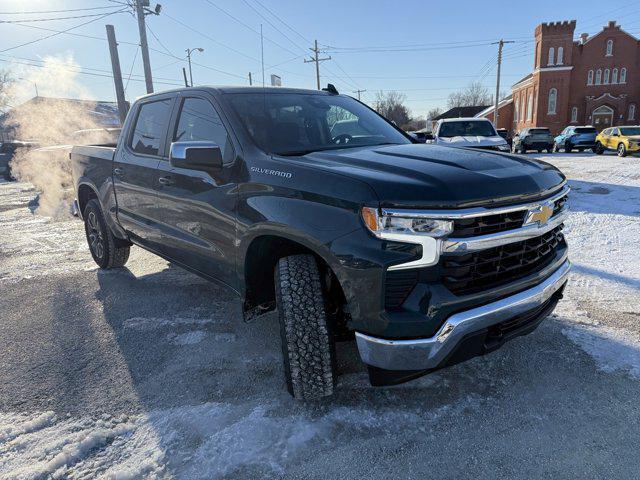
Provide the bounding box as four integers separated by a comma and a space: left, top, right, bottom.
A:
475, 95, 514, 118
512, 73, 533, 88
432, 105, 491, 120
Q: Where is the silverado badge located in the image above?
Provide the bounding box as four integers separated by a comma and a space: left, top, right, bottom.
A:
524, 203, 554, 227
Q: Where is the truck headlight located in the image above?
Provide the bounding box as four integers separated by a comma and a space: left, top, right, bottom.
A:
361, 207, 453, 238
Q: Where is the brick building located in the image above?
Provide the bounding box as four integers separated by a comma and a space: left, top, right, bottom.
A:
480, 20, 640, 134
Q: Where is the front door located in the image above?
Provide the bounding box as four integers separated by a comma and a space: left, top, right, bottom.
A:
592, 105, 614, 130
113, 96, 174, 251
155, 95, 238, 287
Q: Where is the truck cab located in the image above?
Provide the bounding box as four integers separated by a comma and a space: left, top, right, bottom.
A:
71, 86, 570, 400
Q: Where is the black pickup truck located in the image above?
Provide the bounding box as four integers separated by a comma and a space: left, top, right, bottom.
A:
71, 86, 570, 399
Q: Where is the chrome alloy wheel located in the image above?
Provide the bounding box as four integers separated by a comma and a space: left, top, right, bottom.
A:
87, 211, 105, 259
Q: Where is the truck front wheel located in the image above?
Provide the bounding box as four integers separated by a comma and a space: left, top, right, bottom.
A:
275, 254, 336, 399
83, 199, 130, 269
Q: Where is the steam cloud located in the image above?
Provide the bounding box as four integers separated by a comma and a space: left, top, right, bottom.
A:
6, 54, 118, 218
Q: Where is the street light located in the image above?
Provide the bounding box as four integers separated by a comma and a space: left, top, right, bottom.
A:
185, 47, 204, 87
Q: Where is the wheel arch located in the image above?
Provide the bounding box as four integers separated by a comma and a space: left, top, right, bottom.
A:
77, 182, 99, 219
240, 230, 349, 319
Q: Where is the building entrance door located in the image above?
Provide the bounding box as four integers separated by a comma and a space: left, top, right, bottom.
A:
592, 105, 614, 130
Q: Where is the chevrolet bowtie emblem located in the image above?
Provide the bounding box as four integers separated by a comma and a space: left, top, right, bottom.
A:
524, 203, 554, 227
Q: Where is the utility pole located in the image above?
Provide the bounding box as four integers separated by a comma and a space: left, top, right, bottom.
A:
185, 47, 204, 87
304, 40, 331, 90
135, 0, 154, 93
105, 25, 128, 124
492, 39, 514, 126
353, 89, 366, 101
248, 72, 253, 86
182, 67, 189, 87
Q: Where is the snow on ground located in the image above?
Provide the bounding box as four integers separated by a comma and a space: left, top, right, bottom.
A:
0, 153, 639, 479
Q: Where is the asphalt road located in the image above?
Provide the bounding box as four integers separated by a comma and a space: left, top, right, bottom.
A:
1, 153, 639, 479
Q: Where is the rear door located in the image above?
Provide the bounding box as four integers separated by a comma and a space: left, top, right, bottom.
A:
113, 95, 175, 249
155, 94, 239, 286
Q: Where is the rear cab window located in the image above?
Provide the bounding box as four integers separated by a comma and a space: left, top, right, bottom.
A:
130, 99, 173, 156
574, 127, 597, 134
438, 120, 497, 138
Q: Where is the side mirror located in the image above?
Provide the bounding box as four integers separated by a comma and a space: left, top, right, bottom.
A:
169, 141, 223, 171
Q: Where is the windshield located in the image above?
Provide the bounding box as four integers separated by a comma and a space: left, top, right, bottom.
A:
438, 120, 496, 138
574, 127, 597, 134
225, 92, 410, 155
619, 127, 640, 136
530, 128, 550, 135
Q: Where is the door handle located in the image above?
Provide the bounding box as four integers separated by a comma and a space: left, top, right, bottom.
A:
113, 167, 124, 176
158, 176, 174, 186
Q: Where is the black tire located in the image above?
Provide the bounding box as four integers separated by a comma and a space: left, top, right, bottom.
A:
275, 254, 336, 400
565, 142, 572, 153
594, 142, 604, 155
83, 199, 130, 269
617, 143, 627, 157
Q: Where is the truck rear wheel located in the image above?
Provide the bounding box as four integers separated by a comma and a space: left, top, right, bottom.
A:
275, 254, 336, 399
83, 199, 130, 269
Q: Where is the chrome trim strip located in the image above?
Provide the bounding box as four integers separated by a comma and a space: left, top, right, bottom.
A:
356, 260, 571, 371
381, 184, 569, 219
442, 208, 568, 254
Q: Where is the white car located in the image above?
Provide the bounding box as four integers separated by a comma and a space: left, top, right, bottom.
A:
430, 118, 510, 152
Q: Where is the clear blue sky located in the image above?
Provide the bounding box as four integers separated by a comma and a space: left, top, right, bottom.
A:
2, 0, 640, 117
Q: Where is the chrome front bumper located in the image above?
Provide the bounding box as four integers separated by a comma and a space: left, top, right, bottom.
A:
356, 259, 571, 371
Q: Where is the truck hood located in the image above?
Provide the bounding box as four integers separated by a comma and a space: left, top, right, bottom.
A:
301, 144, 566, 208
436, 135, 507, 148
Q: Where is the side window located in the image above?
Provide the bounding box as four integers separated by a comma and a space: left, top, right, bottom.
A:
130, 99, 173, 156
174, 97, 233, 163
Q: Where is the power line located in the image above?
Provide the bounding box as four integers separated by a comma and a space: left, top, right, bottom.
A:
0, 10, 125, 23
0, 5, 117, 14
249, 0, 310, 44
0, 8, 128, 53
240, 0, 306, 55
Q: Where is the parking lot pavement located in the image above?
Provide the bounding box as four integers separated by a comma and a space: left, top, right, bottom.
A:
1, 152, 639, 479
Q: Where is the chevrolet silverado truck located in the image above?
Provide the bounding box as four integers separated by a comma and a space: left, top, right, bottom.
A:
71, 86, 570, 400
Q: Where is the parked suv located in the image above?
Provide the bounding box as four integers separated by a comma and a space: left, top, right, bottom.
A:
431, 118, 510, 151
71, 86, 570, 399
553, 126, 597, 153
512, 127, 554, 153
595, 126, 640, 157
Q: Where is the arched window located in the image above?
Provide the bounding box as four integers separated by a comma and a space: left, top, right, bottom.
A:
621, 67, 627, 83
548, 47, 555, 66
629, 104, 636, 120
571, 107, 578, 123
606, 39, 614, 56
514, 96, 519, 122
604, 69, 610, 84
527, 93, 534, 121
521, 96, 526, 123
548, 88, 557, 114
612, 68, 619, 84
595, 69, 602, 85
587, 70, 594, 85
557, 47, 564, 65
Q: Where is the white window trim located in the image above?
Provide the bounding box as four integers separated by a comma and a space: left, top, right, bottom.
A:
571, 107, 578, 123
595, 69, 602, 85
587, 70, 594, 85
557, 47, 564, 65
612, 68, 618, 84
548, 88, 557, 115
604, 69, 610, 84
548, 47, 555, 66
621, 67, 627, 84
606, 39, 613, 56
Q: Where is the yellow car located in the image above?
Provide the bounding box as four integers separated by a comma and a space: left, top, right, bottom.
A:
594, 126, 640, 157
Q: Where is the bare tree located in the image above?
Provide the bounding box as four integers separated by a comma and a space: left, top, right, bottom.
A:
0, 70, 14, 113
426, 107, 442, 121
447, 82, 492, 109
374, 91, 412, 127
